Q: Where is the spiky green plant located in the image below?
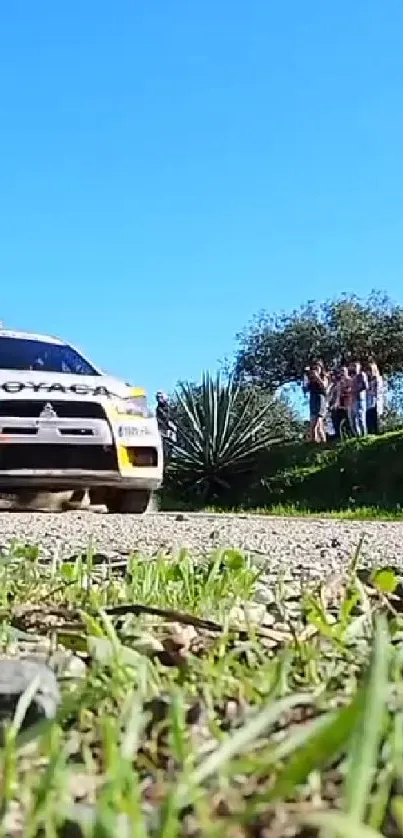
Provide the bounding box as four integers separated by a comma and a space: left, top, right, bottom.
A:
168, 373, 281, 502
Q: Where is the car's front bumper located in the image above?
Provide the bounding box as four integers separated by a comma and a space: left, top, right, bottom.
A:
0, 404, 164, 491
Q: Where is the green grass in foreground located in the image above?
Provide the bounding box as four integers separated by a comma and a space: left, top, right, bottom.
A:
1, 541, 403, 836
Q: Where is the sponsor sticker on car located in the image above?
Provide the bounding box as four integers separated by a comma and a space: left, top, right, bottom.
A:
117, 424, 152, 439
0, 381, 113, 396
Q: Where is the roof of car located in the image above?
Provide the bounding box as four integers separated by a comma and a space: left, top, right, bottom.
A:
0, 330, 64, 345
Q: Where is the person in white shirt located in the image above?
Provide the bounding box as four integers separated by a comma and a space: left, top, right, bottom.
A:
366, 361, 384, 435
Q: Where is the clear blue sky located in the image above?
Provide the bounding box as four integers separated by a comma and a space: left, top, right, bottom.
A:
1, 1, 403, 397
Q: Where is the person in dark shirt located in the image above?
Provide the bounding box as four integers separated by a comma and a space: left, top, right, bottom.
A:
156, 391, 170, 431
156, 392, 177, 450
329, 366, 352, 439
303, 362, 328, 443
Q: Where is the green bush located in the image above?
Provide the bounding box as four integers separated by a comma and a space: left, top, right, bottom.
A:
165, 373, 296, 505
161, 430, 403, 512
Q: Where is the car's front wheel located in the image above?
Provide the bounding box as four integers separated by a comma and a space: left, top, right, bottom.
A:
105, 488, 152, 514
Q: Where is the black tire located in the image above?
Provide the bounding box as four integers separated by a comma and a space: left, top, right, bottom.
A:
106, 489, 152, 514
88, 488, 108, 507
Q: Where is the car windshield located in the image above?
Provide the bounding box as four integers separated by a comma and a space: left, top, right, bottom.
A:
0, 337, 99, 376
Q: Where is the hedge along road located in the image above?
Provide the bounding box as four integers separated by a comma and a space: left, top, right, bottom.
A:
0, 509, 402, 575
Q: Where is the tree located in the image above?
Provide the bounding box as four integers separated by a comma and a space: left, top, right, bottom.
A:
165, 373, 301, 504
233, 291, 403, 391
381, 374, 403, 429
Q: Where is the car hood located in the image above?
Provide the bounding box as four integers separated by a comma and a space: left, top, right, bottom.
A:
0, 370, 134, 401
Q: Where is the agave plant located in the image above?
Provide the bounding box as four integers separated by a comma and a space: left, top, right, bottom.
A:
168, 373, 282, 502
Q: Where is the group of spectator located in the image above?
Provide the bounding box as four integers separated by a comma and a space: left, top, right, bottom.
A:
303, 359, 384, 444
156, 367, 385, 453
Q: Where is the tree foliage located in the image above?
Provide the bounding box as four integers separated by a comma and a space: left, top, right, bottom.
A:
233, 291, 403, 391
166, 373, 300, 503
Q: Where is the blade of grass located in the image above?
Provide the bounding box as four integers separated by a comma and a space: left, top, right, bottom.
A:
367, 765, 393, 830
345, 614, 390, 822
243, 691, 364, 810
348, 534, 366, 578
176, 692, 315, 805
391, 797, 403, 832
301, 810, 384, 837
221, 709, 352, 780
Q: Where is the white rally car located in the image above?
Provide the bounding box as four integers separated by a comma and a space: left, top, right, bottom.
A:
0, 329, 163, 513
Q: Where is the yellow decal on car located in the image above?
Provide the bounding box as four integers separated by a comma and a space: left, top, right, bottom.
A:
117, 445, 134, 470
129, 387, 146, 397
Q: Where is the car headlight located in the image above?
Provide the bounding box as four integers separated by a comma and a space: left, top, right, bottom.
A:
114, 395, 148, 417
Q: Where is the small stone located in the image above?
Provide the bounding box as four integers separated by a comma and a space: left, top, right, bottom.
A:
228, 603, 268, 625
0, 658, 60, 728
161, 623, 197, 660
222, 698, 247, 727
48, 651, 87, 680
254, 585, 276, 605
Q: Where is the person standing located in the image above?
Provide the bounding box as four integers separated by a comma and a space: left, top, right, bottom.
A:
303, 362, 328, 443
328, 371, 340, 440
366, 361, 384, 435
329, 368, 349, 440
350, 362, 368, 436
156, 391, 170, 432
339, 365, 353, 436
156, 392, 177, 454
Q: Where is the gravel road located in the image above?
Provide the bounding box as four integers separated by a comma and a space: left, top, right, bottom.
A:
0, 510, 402, 576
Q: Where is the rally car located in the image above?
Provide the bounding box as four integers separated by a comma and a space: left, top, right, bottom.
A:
0, 329, 163, 513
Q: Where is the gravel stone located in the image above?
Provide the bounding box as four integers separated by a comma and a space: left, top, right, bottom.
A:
0, 511, 402, 578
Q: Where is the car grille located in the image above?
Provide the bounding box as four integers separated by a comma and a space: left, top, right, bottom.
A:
0, 400, 107, 419
0, 444, 118, 471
